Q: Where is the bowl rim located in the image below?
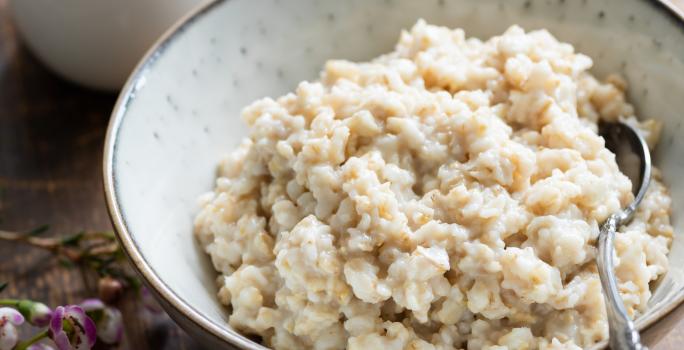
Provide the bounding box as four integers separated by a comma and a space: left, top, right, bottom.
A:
103, 0, 684, 349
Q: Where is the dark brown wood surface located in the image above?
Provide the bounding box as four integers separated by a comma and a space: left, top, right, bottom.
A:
0, 1, 202, 349
0, 0, 683, 348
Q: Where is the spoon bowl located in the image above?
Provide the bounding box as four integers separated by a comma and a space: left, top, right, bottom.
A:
600, 121, 653, 218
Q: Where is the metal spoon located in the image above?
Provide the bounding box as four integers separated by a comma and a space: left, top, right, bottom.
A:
597, 120, 652, 350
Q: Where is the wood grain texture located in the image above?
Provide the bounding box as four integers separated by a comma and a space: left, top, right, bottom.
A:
0, 1, 202, 349
0, 0, 683, 349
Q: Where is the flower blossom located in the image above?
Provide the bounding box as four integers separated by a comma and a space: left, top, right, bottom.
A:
80, 299, 123, 345
48, 306, 96, 350
0, 307, 24, 350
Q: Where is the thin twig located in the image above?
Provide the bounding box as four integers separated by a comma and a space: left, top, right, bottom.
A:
0, 230, 60, 250
0, 227, 139, 295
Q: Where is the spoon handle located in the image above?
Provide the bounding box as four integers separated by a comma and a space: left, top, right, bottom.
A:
597, 214, 648, 350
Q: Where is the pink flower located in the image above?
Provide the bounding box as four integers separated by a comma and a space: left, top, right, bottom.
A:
27, 343, 56, 350
48, 306, 96, 350
0, 307, 24, 350
79, 299, 123, 345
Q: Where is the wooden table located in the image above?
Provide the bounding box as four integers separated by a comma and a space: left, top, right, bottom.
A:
0, 1, 202, 349
1, 0, 683, 349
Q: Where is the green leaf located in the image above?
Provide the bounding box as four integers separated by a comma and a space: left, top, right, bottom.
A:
85, 308, 105, 323
125, 275, 142, 290
99, 255, 117, 266
0, 282, 7, 293
102, 268, 141, 290
61, 231, 85, 246
100, 266, 122, 278
26, 224, 50, 236
114, 249, 126, 260
100, 231, 116, 240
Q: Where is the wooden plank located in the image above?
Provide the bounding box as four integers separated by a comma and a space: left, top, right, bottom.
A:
0, 1, 201, 348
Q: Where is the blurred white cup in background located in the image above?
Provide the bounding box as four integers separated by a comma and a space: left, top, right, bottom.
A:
9, 0, 205, 91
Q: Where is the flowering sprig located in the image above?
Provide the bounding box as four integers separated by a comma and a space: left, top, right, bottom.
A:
0, 225, 136, 349
0, 228, 139, 303
0, 224, 169, 349
0, 292, 123, 350
0, 300, 51, 327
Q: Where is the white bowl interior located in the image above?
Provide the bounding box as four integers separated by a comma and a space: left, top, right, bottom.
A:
108, 0, 684, 347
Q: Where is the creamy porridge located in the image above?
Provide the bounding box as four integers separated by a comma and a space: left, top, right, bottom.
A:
194, 21, 674, 350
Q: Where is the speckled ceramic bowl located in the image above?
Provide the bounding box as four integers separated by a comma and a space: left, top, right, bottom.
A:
104, 0, 684, 349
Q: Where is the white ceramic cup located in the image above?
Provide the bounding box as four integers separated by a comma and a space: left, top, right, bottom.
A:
9, 0, 206, 91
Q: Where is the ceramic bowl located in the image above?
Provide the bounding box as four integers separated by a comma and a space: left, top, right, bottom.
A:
104, 0, 684, 348
9, 0, 205, 90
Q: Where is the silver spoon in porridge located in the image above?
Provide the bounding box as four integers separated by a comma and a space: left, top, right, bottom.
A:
597, 120, 652, 350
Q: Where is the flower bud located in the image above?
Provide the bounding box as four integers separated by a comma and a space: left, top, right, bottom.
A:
97, 276, 123, 304
17, 300, 52, 327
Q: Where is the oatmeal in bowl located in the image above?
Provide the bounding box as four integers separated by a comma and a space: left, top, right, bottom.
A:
194, 21, 673, 350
